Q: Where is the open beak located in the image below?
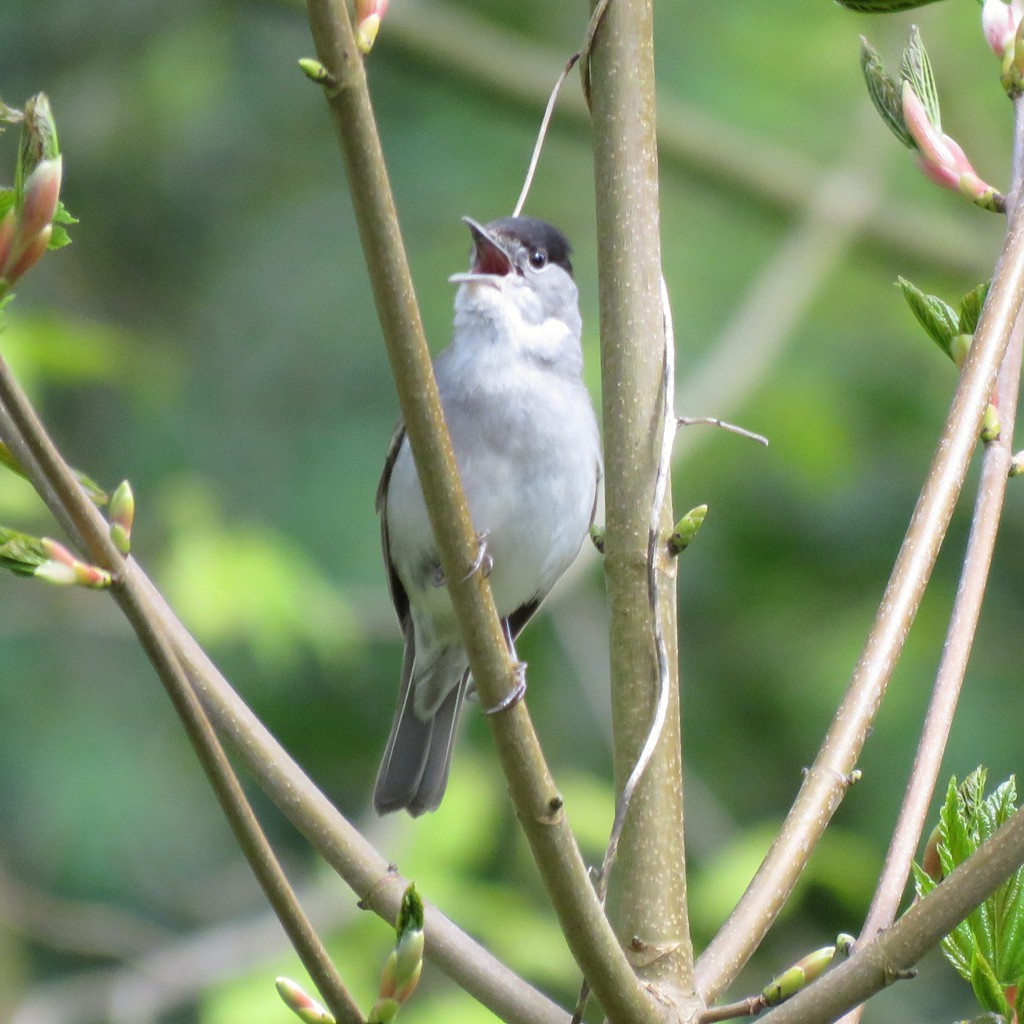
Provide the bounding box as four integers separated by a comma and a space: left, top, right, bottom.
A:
449, 216, 512, 285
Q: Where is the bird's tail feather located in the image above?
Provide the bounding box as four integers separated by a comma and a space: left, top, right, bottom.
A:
373, 632, 470, 816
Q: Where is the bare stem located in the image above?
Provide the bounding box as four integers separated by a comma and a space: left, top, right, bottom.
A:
302, 2, 654, 1021
833, 88, 1024, 1024
0, 367, 363, 1024
695, 135, 1024, 1005
135, 566, 569, 1024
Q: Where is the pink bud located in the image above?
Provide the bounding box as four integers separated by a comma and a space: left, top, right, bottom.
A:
40, 536, 76, 567
902, 83, 955, 170
274, 977, 334, 1024
19, 156, 62, 243
983, 0, 1019, 57
902, 83, 998, 203
3, 225, 51, 285
355, 0, 389, 53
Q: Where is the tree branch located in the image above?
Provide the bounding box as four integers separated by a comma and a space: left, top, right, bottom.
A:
302, 2, 656, 1021
0, 382, 569, 1024
758, 804, 1024, 1024
588, 0, 693, 1006
832, 85, 1024, 1024
0, 368, 362, 1024
695, 130, 1024, 1005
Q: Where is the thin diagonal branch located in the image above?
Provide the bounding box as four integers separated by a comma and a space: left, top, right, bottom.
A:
302, 2, 655, 1021
835, 88, 1024, 1024
0, 388, 568, 1024
0, 370, 362, 1024
695, 135, 1024, 1005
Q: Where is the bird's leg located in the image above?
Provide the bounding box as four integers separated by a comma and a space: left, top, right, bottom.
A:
484, 619, 527, 715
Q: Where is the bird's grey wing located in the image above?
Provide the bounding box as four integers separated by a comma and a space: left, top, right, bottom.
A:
377, 420, 409, 625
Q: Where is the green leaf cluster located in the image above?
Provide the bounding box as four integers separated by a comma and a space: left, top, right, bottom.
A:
898, 277, 989, 366
914, 770, 1024, 1021
860, 27, 941, 152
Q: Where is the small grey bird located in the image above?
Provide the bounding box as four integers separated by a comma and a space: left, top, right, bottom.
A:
374, 215, 601, 816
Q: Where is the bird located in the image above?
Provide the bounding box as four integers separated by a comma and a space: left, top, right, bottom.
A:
373, 215, 602, 816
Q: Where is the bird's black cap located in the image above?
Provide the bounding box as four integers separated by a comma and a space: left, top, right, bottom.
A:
484, 216, 574, 277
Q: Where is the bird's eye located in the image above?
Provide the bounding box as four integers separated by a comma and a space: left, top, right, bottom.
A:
528, 249, 548, 270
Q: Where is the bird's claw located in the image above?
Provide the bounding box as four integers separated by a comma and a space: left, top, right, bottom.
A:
485, 661, 527, 715
429, 533, 492, 589
463, 531, 492, 581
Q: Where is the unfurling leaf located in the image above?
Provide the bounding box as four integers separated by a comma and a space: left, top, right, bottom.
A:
901, 26, 941, 130
897, 276, 959, 358
914, 769, 1024, 1015
861, 39, 914, 149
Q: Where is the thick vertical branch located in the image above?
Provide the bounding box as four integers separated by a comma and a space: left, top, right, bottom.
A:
588, 0, 693, 1000
303, 4, 656, 1022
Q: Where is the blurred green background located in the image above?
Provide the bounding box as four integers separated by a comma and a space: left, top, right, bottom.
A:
0, 1, 1022, 1021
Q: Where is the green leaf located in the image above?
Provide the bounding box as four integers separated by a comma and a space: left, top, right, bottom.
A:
901, 26, 941, 130
923, 770, 1024, 1005
970, 949, 1011, 1017
897, 276, 959, 359
0, 525, 48, 577
835, 0, 947, 11
49, 199, 77, 250
959, 283, 990, 336
861, 39, 914, 149
396, 884, 424, 937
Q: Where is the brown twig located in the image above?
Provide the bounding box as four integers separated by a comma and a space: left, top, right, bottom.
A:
759, 805, 1024, 1024
302, 1, 655, 1021
0, 366, 363, 1024
695, 119, 1024, 1005
835, 88, 1024, 1024
698, 996, 765, 1024
0, 370, 568, 1024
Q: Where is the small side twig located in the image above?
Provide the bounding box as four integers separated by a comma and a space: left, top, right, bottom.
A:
698, 996, 765, 1024
677, 416, 769, 447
